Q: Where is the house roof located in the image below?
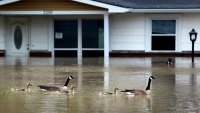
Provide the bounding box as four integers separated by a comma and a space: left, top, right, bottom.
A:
92, 0, 200, 9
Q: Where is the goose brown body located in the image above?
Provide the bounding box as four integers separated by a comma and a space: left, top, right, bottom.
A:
123, 89, 147, 95
121, 76, 155, 95
37, 85, 61, 91
38, 76, 74, 92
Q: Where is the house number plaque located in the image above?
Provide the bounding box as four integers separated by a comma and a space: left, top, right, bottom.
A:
43, 10, 53, 15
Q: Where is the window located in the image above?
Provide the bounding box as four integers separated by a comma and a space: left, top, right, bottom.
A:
151, 20, 176, 51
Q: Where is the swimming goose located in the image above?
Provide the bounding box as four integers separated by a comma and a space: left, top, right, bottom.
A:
38, 75, 74, 92
11, 82, 32, 92
121, 76, 155, 95
166, 58, 173, 65
99, 86, 119, 95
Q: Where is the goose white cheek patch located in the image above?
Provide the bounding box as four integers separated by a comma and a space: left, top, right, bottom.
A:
69, 76, 73, 80
150, 76, 155, 80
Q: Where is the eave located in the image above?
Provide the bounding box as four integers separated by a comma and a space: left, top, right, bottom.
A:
72, 0, 127, 13
0, 0, 19, 5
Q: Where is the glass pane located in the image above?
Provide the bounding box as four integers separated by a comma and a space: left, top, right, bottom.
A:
14, 26, 22, 49
152, 36, 175, 50
54, 20, 78, 48
82, 20, 104, 48
152, 20, 176, 34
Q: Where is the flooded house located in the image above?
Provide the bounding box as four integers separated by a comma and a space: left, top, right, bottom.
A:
0, 1, 200, 112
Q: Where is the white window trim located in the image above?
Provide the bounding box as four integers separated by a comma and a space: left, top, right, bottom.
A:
145, 14, 182, 52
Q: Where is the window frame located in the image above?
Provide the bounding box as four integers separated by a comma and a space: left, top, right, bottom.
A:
145, 14, 182, 52
151, 20, 176, 51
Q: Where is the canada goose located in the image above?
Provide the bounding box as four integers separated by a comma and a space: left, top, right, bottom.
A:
11, 82, 32, 92
38, 75, 74, 92
99, 86, 119, 95
121, 76, 155, 95
166, 58, 173, 65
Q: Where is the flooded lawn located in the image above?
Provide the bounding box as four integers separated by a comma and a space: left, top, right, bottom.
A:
0, 57, 200, 113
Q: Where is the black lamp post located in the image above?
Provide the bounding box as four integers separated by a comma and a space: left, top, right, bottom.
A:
189, 28, 198, 63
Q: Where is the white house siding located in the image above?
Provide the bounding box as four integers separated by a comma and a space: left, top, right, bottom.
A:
110, 13, 145, 51
0, 15, 4, 50
182, 13, 200, 51
30, 16, 49, 51
110, 13, 200, 53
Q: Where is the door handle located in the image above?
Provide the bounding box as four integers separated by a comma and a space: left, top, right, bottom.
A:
27, 44, 29, 50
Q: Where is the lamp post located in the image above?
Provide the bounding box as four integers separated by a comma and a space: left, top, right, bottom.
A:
189, 28, 198, 63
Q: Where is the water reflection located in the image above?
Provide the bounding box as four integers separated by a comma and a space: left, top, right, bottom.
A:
0, 57, 200, 112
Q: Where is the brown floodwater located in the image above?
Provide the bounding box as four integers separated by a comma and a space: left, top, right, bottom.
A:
0, 56, 200, 113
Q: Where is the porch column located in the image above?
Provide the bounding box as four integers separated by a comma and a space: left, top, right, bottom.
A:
78, 18, 82, 65
104, 14, 109, 65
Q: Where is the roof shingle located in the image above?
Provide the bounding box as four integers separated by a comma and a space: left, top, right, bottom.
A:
92, 0, 200, 9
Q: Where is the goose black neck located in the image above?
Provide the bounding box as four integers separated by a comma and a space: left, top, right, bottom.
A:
145, 78, 152, 91
64, 78, 70, 86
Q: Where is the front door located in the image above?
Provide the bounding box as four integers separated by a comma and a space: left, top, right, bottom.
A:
6, 17, 29, 56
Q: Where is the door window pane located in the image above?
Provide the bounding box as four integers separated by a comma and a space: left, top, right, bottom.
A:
14, 26, 23, 49
82, 20, 104, 48
54, 20, 78, 48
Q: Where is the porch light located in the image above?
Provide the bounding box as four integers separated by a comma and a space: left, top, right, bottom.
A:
189, 28, 198, 64
189, 29, 197, 41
